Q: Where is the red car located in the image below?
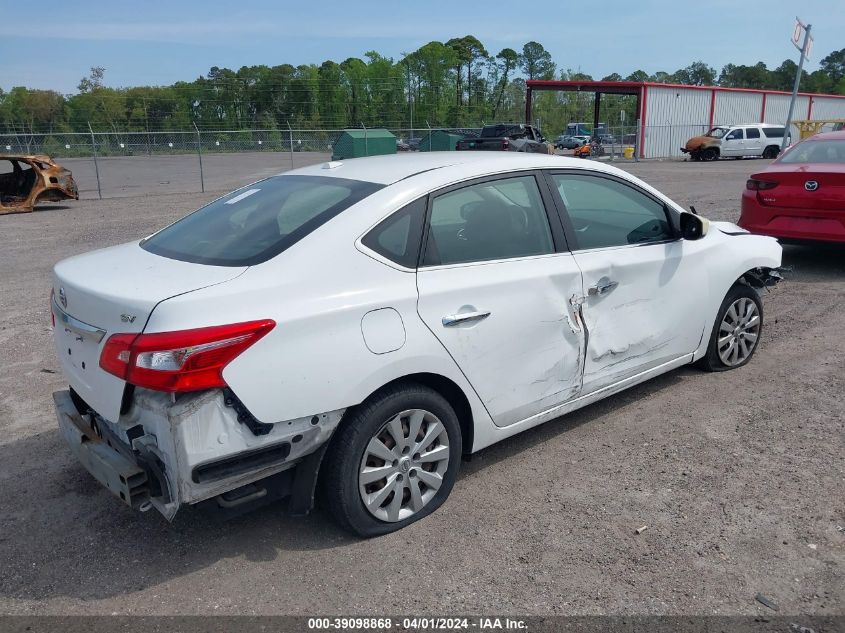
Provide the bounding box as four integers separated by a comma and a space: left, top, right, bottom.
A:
739, 130, 845, 243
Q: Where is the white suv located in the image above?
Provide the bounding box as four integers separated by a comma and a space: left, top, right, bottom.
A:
682, 123, 789, 161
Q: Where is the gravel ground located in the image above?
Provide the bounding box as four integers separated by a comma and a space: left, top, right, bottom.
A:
0, 157, 842, 617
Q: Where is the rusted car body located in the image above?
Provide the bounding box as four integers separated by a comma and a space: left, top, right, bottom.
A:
0, 155, 78, 214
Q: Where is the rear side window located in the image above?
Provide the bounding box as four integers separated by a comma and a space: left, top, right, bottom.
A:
141, 175, 383, 266
746, 128, 761, 139
361, 197, 426, 268
763, 127, 785, 138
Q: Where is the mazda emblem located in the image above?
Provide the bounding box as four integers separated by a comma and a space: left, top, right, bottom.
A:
58, 287, 67, 309
805, 180, 819, 191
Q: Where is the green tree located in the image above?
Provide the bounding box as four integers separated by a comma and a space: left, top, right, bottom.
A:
626, 70, 650, 82
819, 48, 845, 83
491, 48, 519, 119
520, 41, 555, 80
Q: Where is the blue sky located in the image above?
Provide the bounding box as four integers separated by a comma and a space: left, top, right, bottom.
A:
1, 0, 842, 94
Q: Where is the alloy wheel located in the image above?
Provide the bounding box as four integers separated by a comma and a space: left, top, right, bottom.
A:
358, 409, 450, 523
717, 297, 760, 366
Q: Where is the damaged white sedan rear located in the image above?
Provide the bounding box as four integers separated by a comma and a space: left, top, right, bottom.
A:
51, 153, 782, 536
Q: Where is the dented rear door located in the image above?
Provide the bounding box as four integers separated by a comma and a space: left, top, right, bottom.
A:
415, 173, 585, 428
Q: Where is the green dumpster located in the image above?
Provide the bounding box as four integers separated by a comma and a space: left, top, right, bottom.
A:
418, 131, 465, 152
331, 129, 396, 160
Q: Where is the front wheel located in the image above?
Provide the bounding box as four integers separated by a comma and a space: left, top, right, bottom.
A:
696, 284, 763, 371
319, 383, 462, 537
701, 147, 719, 161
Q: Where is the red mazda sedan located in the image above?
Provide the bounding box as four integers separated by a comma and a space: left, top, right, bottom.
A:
739, 130, 845, 243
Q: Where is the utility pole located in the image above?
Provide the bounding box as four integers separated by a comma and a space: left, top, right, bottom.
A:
782, 18, 812, 153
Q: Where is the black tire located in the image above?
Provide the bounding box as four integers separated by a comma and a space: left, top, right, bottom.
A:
319, 383, 462, 537
701, 147, 719, 161
696, 283, 764, 372
763, 145, 779, 159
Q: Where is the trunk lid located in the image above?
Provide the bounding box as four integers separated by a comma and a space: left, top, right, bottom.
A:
52, 241, 246, 421
754, 164, 845, 211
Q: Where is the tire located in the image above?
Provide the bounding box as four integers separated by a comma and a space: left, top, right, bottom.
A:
696, 283, 764, 372
701, 147, 719, 161
319, 383, 462, 537
763, 145, 779, 159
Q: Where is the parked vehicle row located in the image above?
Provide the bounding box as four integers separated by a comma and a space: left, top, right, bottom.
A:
456, 124, 552, 153
51, 151, 783, 536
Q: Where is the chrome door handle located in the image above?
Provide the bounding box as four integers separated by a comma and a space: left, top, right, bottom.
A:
442, 311, 491, 327
588, 277, 618, 296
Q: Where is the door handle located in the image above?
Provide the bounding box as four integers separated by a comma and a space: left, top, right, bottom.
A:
588, 277, 618, 296
442, 311, 491, 327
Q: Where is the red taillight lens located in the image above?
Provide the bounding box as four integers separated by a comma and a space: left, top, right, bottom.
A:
99, 320, 275, 393
746, 178, 778, 191
502, 139, 510, 149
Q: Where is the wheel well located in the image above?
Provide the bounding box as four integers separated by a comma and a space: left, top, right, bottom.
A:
739, 266, 783, 289
355, 373, 474, 454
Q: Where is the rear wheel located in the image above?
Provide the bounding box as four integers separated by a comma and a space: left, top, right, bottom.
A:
320, 383, 462, 537
702, 147, 719, 161
696, 284, 763, 372
763, 145, 779, 159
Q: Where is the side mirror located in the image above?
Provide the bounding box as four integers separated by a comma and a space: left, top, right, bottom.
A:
680, 212, 709, 240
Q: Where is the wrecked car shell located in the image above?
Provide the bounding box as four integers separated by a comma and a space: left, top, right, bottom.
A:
0, 154, 79, 213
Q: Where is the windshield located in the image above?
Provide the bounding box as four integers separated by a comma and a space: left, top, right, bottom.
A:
779, 139, 845, 164
705, 127, 729, 139
141, 175, 383, 266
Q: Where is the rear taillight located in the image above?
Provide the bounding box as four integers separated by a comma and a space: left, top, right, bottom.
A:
502, 139, 510, 149
746, 178, 778, 191
99, 320, 275, 393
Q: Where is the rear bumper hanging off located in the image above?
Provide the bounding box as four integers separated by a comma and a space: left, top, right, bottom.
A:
54, 390, 151, 509
53, 388, 344, 520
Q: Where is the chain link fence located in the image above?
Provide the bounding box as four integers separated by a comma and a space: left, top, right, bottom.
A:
0, 125, 651, 201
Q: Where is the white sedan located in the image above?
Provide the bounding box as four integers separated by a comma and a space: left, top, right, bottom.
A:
51, 152, 782, 536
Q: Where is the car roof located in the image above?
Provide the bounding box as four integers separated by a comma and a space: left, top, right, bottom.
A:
283, 152, 615, 185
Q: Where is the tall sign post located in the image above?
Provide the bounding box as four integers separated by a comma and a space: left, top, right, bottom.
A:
782, 18, 813, 152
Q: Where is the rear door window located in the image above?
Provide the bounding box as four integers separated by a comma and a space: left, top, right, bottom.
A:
745, 128, 761, 139
423, 175, 555, 266
141, 175, 383, 266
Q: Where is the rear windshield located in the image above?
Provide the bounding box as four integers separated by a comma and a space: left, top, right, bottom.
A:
481, 124, 524, 138
779, 139, 845, 164
141, 175, 383, 266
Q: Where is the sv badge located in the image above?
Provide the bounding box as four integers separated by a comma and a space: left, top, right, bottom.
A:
121, 314, 137, 323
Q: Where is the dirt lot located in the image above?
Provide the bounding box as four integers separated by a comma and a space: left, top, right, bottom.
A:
0, 157, 842, 617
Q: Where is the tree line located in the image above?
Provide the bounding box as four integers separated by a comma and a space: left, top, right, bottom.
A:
1, 37, 844, 136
